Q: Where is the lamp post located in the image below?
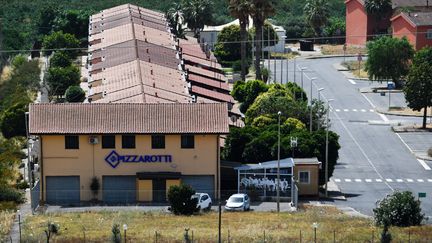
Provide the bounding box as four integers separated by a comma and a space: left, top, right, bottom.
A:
280, 36, 287, 84
18, 210, 21, 243
325, 99, 334, 198
317, 88, 324, 103
277, 111, 281, 213
312, 222, 318, 243
123, 224, 128, 243
300, 67, 307, 101
309, 77, 317, 132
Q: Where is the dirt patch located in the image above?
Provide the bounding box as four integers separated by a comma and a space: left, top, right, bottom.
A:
320, 44, 366, 55
342, 60, 369, 79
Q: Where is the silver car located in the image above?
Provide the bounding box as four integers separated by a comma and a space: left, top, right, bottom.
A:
224, 193, 250, 211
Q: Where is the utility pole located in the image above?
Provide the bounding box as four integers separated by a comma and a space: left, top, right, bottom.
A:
277, 111, 281, 213
325, 99, 334, 197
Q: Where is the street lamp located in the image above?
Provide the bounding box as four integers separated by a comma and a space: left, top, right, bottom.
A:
123, 224, 128, 243
309, 77, 317, 132
312, 222, 319, 243
300, 67, 307, 100
325, 99, 334, 197
317, 88, 324, 103
280, 36, 287, 84
277, 111, 282, 213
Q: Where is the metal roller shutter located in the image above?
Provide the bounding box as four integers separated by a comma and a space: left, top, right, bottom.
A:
181, 175, 215, 199
46, 176, 80, 206
103, 176, 136, 204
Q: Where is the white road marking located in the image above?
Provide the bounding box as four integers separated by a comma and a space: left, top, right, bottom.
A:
361, 93, 377, 108
344, 109, 349, 112
417, 159, 432, 170
361, 109, 366, 112
355, 179, 362, 182
335, 109, 341, 112
428, 179, 432, 182
386, 179, 393, 182
417, 179, 424, 182
348, 79, 357, 84
365, 179, 372, 182
334, 179, 341, 182
396, 179, 403, 182
352, 109, 358, 112
395, 133, 414, 153
376, 179, 383, 182
369, 109, 375, 112
406, 179, 414, 182
345, 179, 352, 182
378, 113, 389, 122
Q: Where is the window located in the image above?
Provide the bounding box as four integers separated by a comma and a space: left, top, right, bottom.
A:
65, 135, 79, 149
151, 135, 165, 149
427, 29, 432, 39
181, 134, 194, 149
102, 135, 115, 149
122, 135, 135, 149
299, 171, 310, 184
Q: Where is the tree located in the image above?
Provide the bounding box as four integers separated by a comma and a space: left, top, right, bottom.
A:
166, 2, 187, 39
90, 176, 100, 201
50, 51, 72, 68
65, 85, 86, 103
42, 31, 80, 58
214, 25, 245, 64
0, 137, 24, 187
373, 191, 425, 227
249, 21, 279, 48
364, 0, 392, 17
167, 184, 199, 215
36, 5, 59, 38
303, 0, 330, 37
404, 47, 432, 129
0, 102, 27, 139
231, 79, 269, 113
222, 126, 259, 162
249, 0, 275, 80
323, 17, 346, 44
53, 9, 91, 44
228, 0, 252, 81
182, 0, 213, 38
46, 65, 81, 98
365, 36, 414, 88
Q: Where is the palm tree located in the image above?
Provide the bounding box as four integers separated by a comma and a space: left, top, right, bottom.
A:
303, 0, 330, 37
249, 0, 275, 81
364, 0, 392, 17
182, 0, 213, 39
166, 2, 187, 39
228, 0, 252, 81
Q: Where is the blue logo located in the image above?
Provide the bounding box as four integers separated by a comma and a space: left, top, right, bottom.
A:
104, 150, 173, 168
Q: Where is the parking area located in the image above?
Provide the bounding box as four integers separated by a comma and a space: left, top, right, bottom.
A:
397, 132, 432, 154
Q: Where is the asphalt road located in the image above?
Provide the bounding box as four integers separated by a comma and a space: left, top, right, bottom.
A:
266, 57, 432, 220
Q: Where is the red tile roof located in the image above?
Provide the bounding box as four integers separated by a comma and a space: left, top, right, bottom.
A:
188, 74, 230, 91
29, 103, 229, 134
191, 86, 234, 103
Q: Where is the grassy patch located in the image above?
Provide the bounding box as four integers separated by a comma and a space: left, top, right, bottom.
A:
21, 205, 432, 242
0, 205, 17, 241
342, 60, 369, 79
320, 44, 366, 55
270, 52, 299, 60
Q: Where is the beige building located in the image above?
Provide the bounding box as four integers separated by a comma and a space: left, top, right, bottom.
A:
29, 103, 228, 205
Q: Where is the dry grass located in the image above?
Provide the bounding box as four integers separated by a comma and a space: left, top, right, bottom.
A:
0, 65, 12, 84
0, 208, 16, 241
21, 205, 432, 242
342, 60, 369, 79
320, 44, 366, 55
387, 107, 432, 117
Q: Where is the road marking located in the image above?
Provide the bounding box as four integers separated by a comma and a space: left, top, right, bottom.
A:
417, 159, 432, 170
345, 179, 352, 182
334, 179, 341, 182
428, 179, 432, 182
361, 109, 366, 112
396, 179, 403, 182
348, 79, 357, 84
369, 109, 375, 112
365, 179, 372, 182
361, 93, 377, 108
406, 179, 414, 182
376, 179, 383, 182
355, 179, 362, 182
378, 113, 389, 122
352, 109, 358, 112
386, 179, 393, 182
344, 109, 349, 112
335, 109, 341, 112
417, 179, 424, 182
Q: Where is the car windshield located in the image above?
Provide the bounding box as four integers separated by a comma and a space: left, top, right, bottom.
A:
229, 197, 243, 203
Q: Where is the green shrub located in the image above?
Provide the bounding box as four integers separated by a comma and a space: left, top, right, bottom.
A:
167, 184, 198, 215
65, 85, 85, 103
0, 187, 25, 203
373, 191, 425, 227
16, 181, 29, 190
111, 223, 121, 243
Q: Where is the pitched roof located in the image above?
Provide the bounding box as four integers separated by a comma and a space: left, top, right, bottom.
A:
29, 103, 229, 134
392, 11, 432, 26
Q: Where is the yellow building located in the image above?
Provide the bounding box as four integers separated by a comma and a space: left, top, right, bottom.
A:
29, 103, 228, 205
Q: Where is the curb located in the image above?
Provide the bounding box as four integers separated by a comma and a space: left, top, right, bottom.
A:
376, 109, 425, 118
305, 54, 364, 59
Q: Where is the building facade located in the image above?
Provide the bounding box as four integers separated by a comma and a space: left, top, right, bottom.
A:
29, 103, 229, 205
392, 12, 432, 50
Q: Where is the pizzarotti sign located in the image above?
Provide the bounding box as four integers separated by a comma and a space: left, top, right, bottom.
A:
105, 150, 172, 168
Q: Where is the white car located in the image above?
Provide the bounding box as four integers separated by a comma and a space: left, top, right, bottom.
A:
224, 193, 250, 211
192, 193, 212, 211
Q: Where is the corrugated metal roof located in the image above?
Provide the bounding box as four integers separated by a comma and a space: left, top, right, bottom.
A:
29, 103, 229, 134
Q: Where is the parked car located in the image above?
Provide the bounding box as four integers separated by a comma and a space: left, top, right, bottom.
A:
224, 193, 250, 211
192, 193, 212, 211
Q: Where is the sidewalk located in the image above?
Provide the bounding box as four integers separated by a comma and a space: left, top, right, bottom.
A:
8, 190, 32, 243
